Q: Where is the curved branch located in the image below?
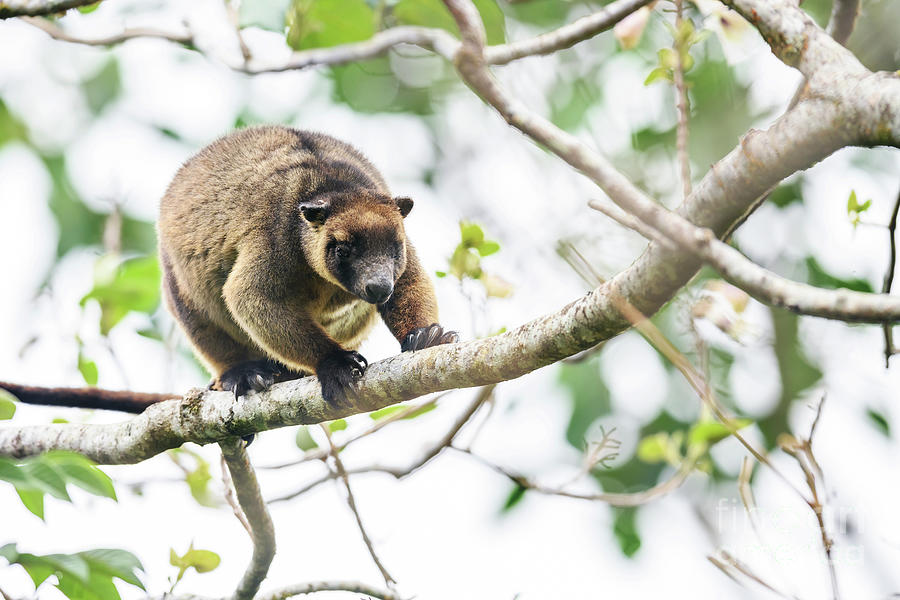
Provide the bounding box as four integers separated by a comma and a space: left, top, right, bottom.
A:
220, 438, 276, 600
0, 0, 100, 18
255, 581, 399, 600
484, 0, 653, 65
21, 15, 193, 46
826, 0, 860, 46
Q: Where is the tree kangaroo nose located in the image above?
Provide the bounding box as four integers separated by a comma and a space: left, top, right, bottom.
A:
365, 281, 393, 304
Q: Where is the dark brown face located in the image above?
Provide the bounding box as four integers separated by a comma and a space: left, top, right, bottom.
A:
300, 193, 412, 304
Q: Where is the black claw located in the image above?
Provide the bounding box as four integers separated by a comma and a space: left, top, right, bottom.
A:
215, 359, 283, 400
316, 349, 368, 407
401, 323, 459, 352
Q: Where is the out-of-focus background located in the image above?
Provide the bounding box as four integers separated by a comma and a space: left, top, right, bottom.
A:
0, 0, 899, 598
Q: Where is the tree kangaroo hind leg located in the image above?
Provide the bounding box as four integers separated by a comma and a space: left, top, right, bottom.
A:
162, 264, 274, 399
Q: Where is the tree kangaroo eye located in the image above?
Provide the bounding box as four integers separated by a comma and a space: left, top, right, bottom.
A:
335, 244, 350, 259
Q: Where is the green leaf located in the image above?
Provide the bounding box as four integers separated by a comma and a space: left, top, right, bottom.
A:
435, 270, 447, 278
23, 460, 71, 501
80, 549, 146, 590
295, 426, 318, 451
459, 222, 484, 247
185, 460, 216, 508
476, 240, 500, 257
501, 483, 526, 512
82, 59, 121, 115
636, 432, 670, 463
612, 507, 641, 557
394, 0, 506, 45
867, 408, 890, 437
0, 393, 16, 420
78, 352, 99, 386
46, 452, 117, 501
16, 488, 44, 520
328, 418, 347, 432
77, 1, 101, 13
287, 0, 375, 51
369, 403, 436, 421
644, 66, 672, 86
658, 47, 678, 69
688, 419, 752, 447
1, 545, 144, 600
805, 257, 874, 293
170, 546, 221, 575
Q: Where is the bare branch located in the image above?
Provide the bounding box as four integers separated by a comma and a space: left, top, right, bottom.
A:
321, 427, 396, 589
672, 0, 692, 200
883, 186, 900, 366
220, 452, 253, 537
21, 15, 193, 46
268, 387, 491, 503
254, 581, 400, 600
0, 0, 101, 18
219, 438, 276, 600
241, 27, 460, 74
826, 0, 860, 46
484, 0, 654, 65
452, 445, 699, 507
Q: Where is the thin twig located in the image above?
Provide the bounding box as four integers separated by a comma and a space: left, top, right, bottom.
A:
321, 426, 396, 589
708, 550, 797, 599
672, 0, 692, 200
254, 580, 401, 600
21, 15, 193, 46
220, 438, 276, 600
452, 444, 700, 506
220, 452, 253, 536
224, 0, 251, 64
259, 394, 447, 470
882, 186, 900, 367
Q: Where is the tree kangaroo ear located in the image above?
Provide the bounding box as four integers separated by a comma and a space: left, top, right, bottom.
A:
395, 196, 414, 218
299, 200, 330, 226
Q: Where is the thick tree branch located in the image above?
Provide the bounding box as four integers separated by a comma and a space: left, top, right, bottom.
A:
446, 0, 900, 322
219, 438, 276, 600
0, 0, 100, 18
3, 0, 899, 466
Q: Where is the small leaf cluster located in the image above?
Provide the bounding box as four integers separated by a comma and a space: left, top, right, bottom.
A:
0, 544, 144, 600
846, 189, 872, 228
0, 451, 116, 520
81, 255, 161, 336
645, 19, 710, 85
437, 222, 512, 298
637, 418, 752, 468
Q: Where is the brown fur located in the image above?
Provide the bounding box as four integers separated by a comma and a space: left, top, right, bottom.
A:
158, 126, 448, 399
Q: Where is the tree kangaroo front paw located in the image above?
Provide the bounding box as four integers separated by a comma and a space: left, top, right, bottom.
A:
315, 350, 368, 407
401, 323, 459, 352
213, 359, 283, 401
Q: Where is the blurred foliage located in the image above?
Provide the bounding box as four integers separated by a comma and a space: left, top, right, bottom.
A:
805, 256, 874, 293
611, 507, 641, 557
81, 255, 161, 335
1, 544, 145, 600
0, 451, 116, 520
168, 448, 218, 508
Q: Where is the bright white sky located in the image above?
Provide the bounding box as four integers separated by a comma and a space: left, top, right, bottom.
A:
1, 1, 899, 599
